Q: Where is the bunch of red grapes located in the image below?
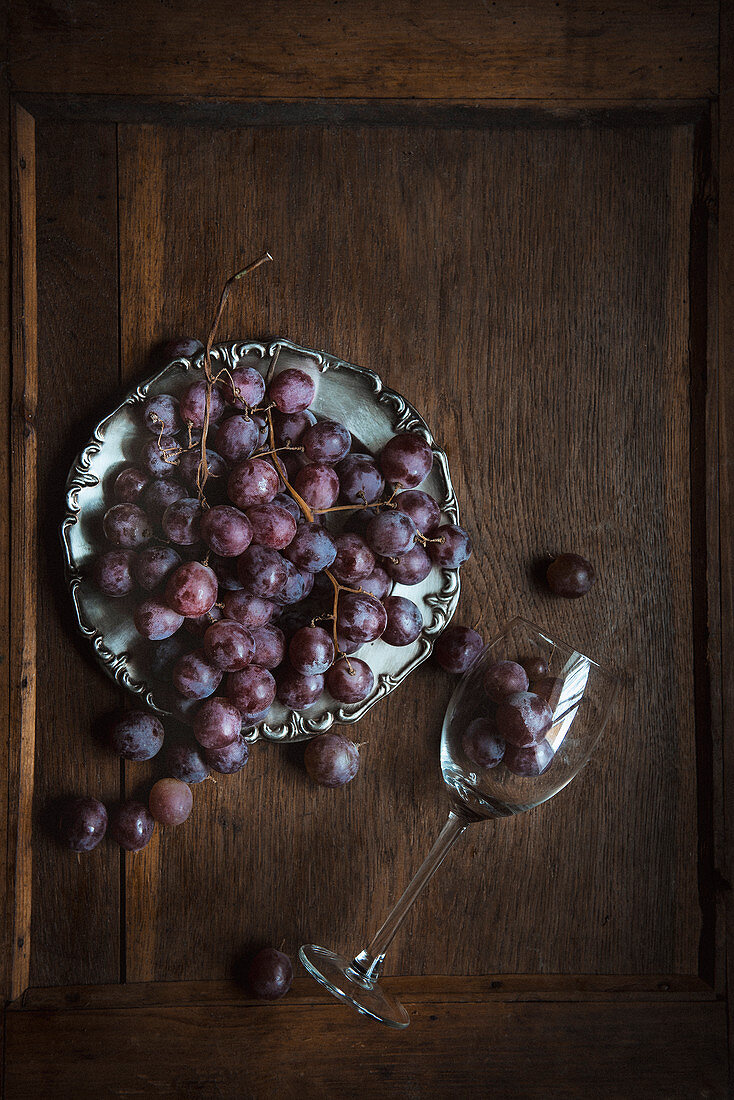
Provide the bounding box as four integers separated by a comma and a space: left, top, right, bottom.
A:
59, 347, 472, 858
93, 352, 470, 733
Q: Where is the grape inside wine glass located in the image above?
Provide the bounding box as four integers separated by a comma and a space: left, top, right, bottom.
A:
300, 616, 618, 1028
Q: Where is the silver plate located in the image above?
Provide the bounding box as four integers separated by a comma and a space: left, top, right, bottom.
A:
61, 339, 460, 742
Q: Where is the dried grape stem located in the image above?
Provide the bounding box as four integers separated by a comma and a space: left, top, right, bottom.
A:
265, 407, 315, 522
197, 251, 274, 504
324, 567, 354, 671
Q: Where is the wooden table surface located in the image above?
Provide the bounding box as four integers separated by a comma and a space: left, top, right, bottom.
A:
2, 2, 733, 1097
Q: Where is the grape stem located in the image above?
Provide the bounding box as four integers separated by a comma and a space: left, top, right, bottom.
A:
197, 252, 274, 506
264, 407, 315, 523
324, 567, 354, 671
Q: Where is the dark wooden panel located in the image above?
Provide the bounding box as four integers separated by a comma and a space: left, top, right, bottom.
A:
29, 119, 121, 986
4, 999, 727, 1098
718, 0, 734, 1082
116, 119, 700, 981
7, 104, 37, 1002
7, 0, 718, 101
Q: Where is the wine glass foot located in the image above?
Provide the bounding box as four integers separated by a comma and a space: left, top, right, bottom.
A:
299, 944, 410, 1029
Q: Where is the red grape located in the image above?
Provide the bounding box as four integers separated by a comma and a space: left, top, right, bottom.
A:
335, 633, 362, 656
251, 624, 286, 669
428, 524, 472, 569
237, 545, 287, 598
142, 477, 187, 515
275, 558, 307, 605
148, 778, 193, 825
273, 492, 302, 523
381, 595, 423, 646
246, 948, 293, 1000
531, 676, 564, 709
221, 364, 266, 408
110, 800, 155, 851
228, 457, 279, 509
58, 797, 107, 852
105, 709, 164, 761
336, 453, 385, 504
304, 733, 359, 787
214, 414, 259, 464
461, 717, 505, 769
336, 592, 387, 644
484, 660, 529, 702
179, 380, 225, 428
366, 511, 417, 556
92, 549, 137, 597
222, 590, 275, 628
162, 498, 202, 546
203, 733, 249, 774
203, 620, 255, 671
379, 432, 433, 489
358, 566, 391, 601
383, 544, 432, 585
326, 657, 374, 703
520, 656, 548, 681
160, 338, 204, 360
134, 598, 185, 640
114, 466, 150, 504
193, 697, 242, 748
133, 545, 182, 590
142, 393, 181, 435
433, 626, 483, 674
284, 522, 336, 573
177, 447, 228, 491
546, 553, 596, 598
270, 367, 316, 413
293, 463, 340, 510
495, 691, 552, 747
148, 635, 191, 680
394, 489, 441, 534
209, 553, 244, 592
172, 651, 223, 699
139, 436, 181, 477
165, 561, 218, 616
272, 408, 316, 446
331, 533, 375, 584
166, 740, 210, 784
227, 665, 276, 714
103, 504, 152, 549
289, 626, 334, 675
302, 419, 351, 464
200, 504, 252, 557
246, 502, 297, 550
276, 666, 324, 709
504, 739, 555, 777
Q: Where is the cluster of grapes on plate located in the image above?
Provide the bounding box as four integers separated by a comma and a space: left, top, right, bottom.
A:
59, 344, 472, 858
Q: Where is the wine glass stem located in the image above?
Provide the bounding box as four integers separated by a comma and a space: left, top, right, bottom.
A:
349, 811, 469, 984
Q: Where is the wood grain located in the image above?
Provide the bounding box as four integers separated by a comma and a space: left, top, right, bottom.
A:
9, 973, 716, 1011
29, 118, 122, 986
0, 9, 13, 1004
8, 103, 37, 1002
114, 118, 703, 982
718, 0, 734, 1081
6, 0, 718, 101
4, 999, 727, 1098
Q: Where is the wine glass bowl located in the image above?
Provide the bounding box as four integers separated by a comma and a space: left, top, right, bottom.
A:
300, 616, 618, 1029
441, 617, 618, 819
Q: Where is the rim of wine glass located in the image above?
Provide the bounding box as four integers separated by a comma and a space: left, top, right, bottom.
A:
493, 615, 618, 681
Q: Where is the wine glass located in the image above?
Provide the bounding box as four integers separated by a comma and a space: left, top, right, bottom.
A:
300, 616, 619, 1028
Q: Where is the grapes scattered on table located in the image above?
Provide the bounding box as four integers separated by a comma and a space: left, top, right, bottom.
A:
546, 553, 596, 598
246, 948, 294, 1000
304, 733, 360, 788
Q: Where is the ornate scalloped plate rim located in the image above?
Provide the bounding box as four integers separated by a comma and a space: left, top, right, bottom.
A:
61, 338, 461, 742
